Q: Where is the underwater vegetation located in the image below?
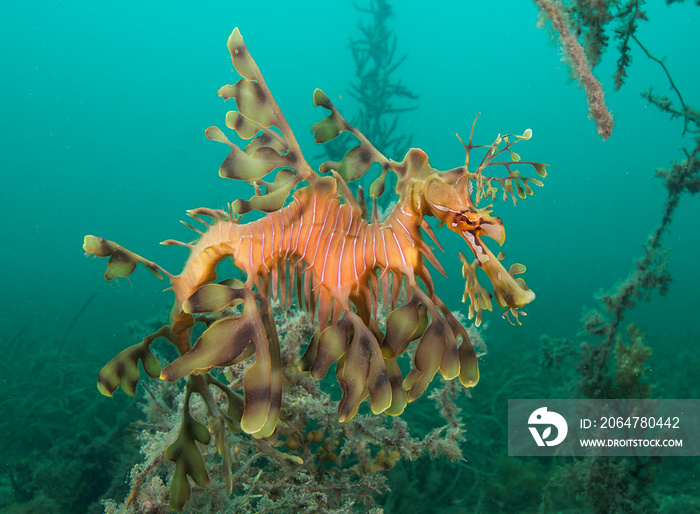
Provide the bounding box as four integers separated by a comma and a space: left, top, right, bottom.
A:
7, 1, 685, 513
534, 0, 616, 139
317, 0, 418, 217
347, 0, 418, 159
2, 0, 699, 512
0, 298, 141, 513
532, 2, 700, 511
536, 103, 700, 513
84, 26, 546, 512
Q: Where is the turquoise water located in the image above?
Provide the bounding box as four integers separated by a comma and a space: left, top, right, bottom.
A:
2, 1, 699, 512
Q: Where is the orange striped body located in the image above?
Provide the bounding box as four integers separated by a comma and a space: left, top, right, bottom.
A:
173, 181, 425, 330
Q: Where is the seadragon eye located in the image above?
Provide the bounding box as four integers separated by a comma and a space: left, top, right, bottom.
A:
455, 213, 471, 228
461, 210, 475, 220
456, 210, 481, 229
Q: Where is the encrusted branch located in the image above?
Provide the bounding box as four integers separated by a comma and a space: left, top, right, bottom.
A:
533, 0, 615, 139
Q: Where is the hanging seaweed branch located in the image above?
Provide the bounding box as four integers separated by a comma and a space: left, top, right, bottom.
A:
573, 31, 700, 397
565, 0, 612, 67
578, 112, 699, 400
532, 1, 699, 138
535, 1, 664, 92
540, 106, 700, 507
534, 49, 700, 512
591, 35, 700, 353
611, 1, 647, 89
533, 0, 615, 140
635, 36, 699, 136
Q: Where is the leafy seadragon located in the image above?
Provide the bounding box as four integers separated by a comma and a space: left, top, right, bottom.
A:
84, 28, 547, 511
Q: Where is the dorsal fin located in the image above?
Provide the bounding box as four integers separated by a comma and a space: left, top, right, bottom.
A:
186, 211, 210, 228
180, 220, 204, 236
357, 186, 369, 220
331, 170, 363, 217
161, 239, 194, 249
187, 207, 230, 222
420, 219, 444, 252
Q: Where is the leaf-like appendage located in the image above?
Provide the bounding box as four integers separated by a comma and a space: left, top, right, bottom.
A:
165, 407, 211, 513
459, 251, 493, 327
402, 318, 457, 402
238, 313, 282, 438
370, 170, 388, 199
509, 263, 527, 276
204, 125, 229, 145
297, 330, 319, 374
161, 316, 254, 378
383, 359, 407, 416
163, 290, 281, 438
225, 110, 263, 139
231, 168, 300, 214
311, 90, 346, 143
257, 168, 297, 193
462, 123, 548, 206
218, 79, 277, 128
97, 327, 169, 397
207, 115, 300, 214
321, 145, 374, 182
206, 124, 296, 207
244, 128, 289, 155
312, 88, 392, 187
223, 110, 290, 155
311, 92, 346, 144
458, 337, 479, 388
307, 317, 351, 379
183, 283, 238, 314
431, 297, 480, 389
207, 417, 233, 493
227, 28, 257, 81
534, 162, 547, 177
383, 297, 428, 359
312, 88, 333, 110
83, 236, 163, 281
311, 114, 344, 143
336, 312, 391, 421
219, 144, 289, 181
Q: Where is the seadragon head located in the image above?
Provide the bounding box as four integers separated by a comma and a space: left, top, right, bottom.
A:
422, 168, 505, 244
312, 92, 547, 325
372, 121, 546, 326
420, 167, 536, 325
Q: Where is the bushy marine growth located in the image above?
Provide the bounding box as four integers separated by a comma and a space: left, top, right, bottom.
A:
84, 28, 547, 511
103, 302, 479, 513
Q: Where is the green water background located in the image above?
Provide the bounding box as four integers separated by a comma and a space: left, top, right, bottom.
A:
1, 0, 699, 511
